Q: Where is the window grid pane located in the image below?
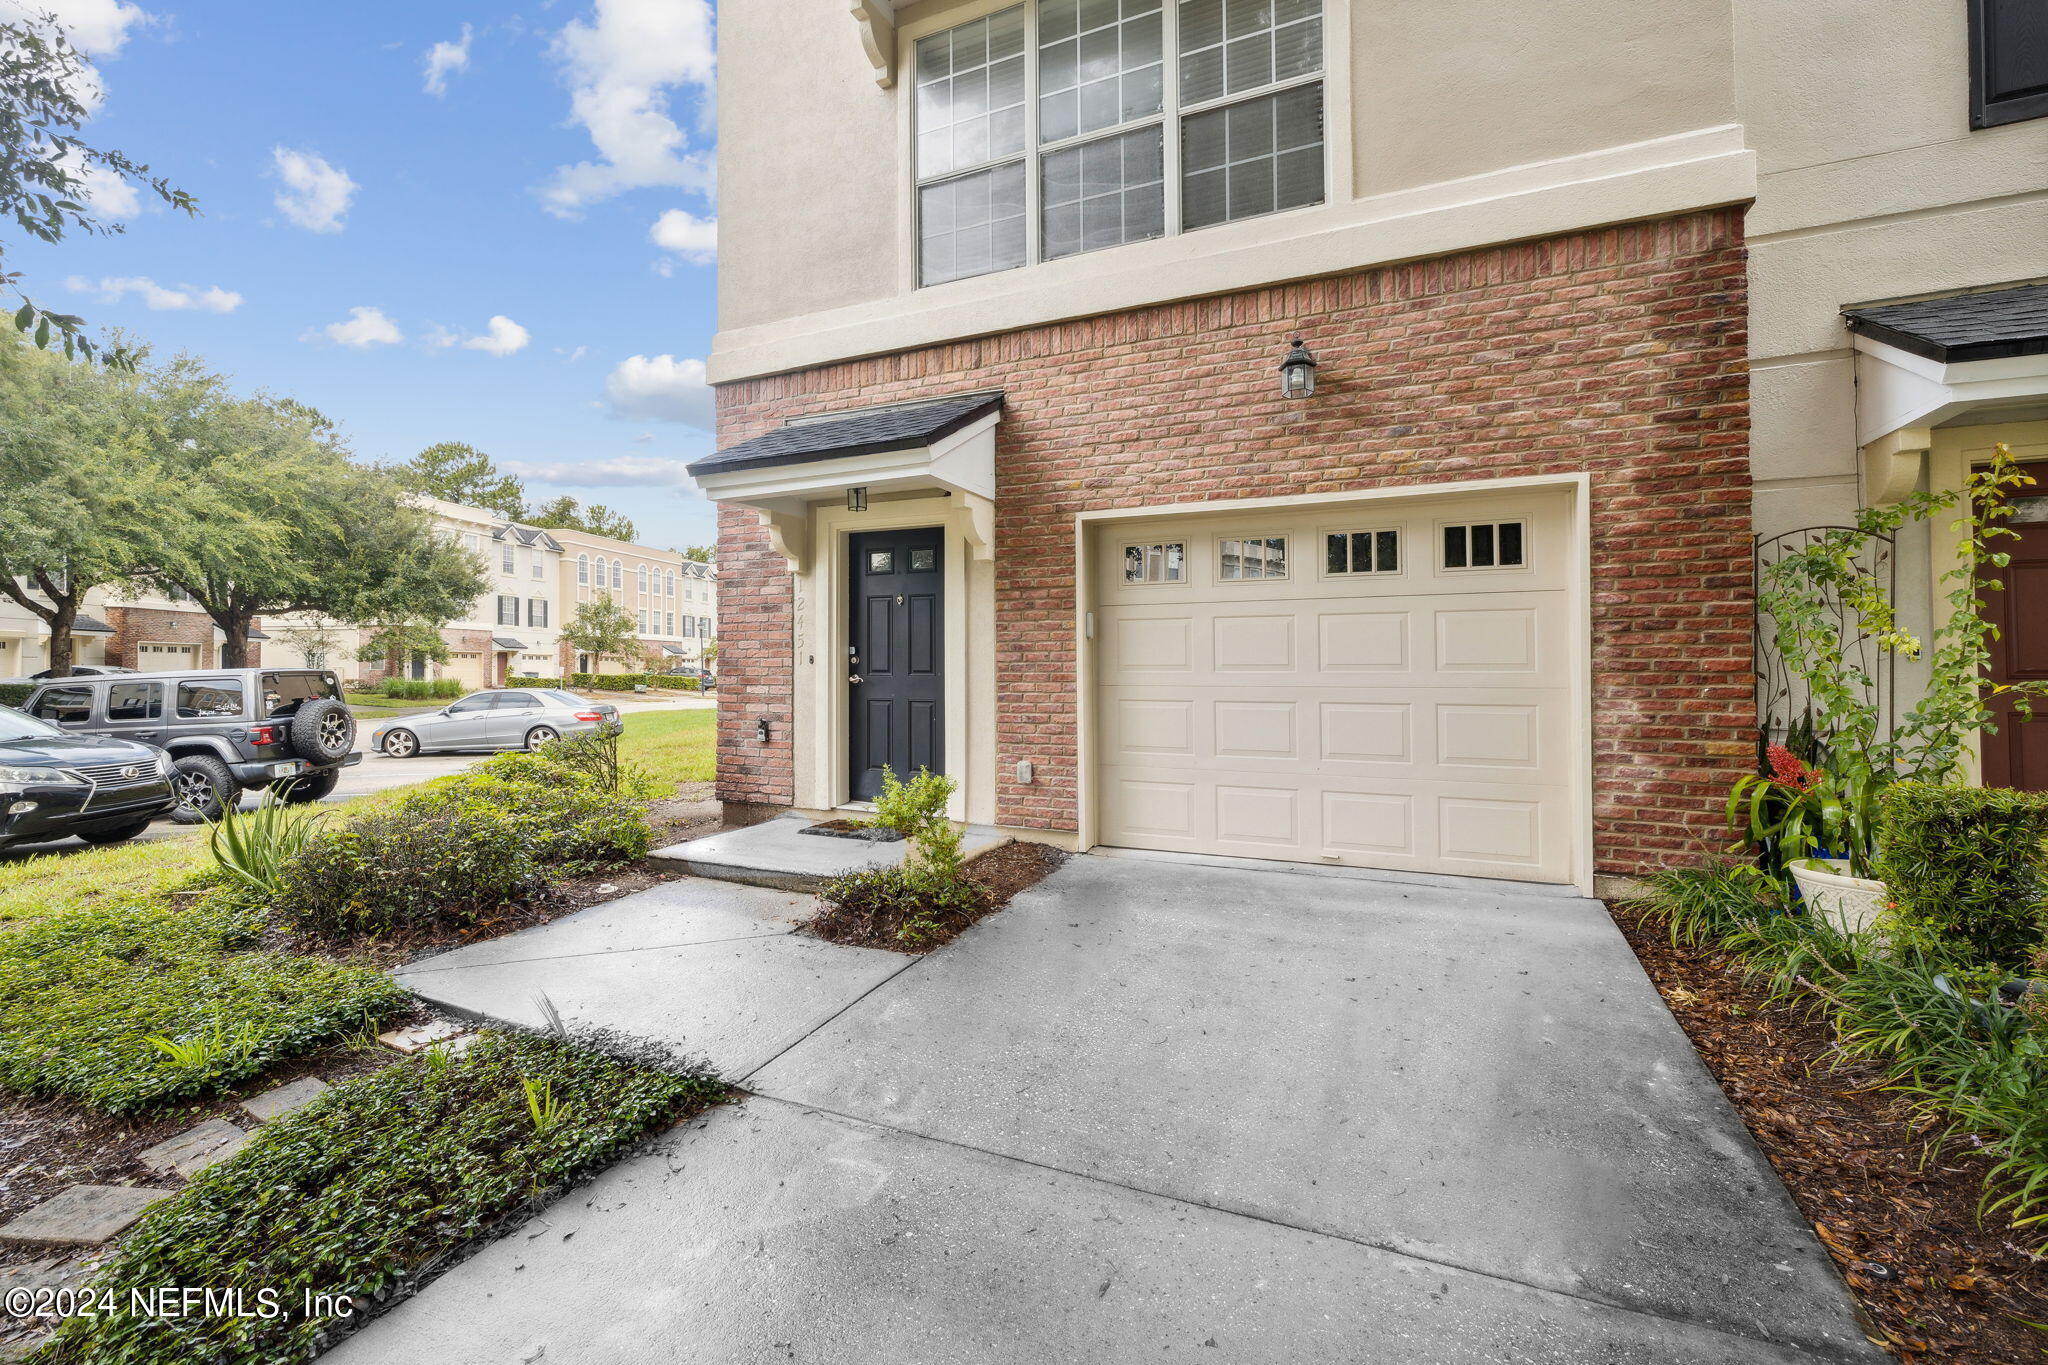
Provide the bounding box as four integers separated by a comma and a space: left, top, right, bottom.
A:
915, 7, 1028, 183
1043, 126, 1165, 259
1219, 536, 1287, 579
1177, 0, 1321, 106
920, 162, 1028, 286
1040, 0, 1164, 144
1181, 82, 1323, 231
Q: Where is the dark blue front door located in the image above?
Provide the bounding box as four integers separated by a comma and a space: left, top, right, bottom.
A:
848, 527, 944, 800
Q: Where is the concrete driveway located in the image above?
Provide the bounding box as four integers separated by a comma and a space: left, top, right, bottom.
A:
332, 854, 1877, 1364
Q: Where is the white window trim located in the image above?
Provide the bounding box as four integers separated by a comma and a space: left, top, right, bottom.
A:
901, 0, 1332, 292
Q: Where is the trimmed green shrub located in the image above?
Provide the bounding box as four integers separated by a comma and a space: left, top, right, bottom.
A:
507, 673, 566, 688
0, 682, 33, 708
0, 900, 404, 1113
569, 670, 653, 691
39, 1032, 723, 1365
272, 748, 653, 938
1875, 782, 2048, 965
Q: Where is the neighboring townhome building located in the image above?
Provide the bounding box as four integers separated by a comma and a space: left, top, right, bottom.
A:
2, 581, 254, 677
552, 530, 716, 675
696, 0, 2047, 895
1741, 0, 2048, 792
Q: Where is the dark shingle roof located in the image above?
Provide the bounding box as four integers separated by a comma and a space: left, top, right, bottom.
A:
69, 615, 114, 635
1843, 282, 2048, 363
687, 390, 1004, 477
491, 525, 563, 552
491, 637, 527, 650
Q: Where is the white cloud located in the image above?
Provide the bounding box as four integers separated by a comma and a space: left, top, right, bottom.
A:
0, 0, 151, 56
67, 275, 241, 313
422, 23, 472, 97
69, 156, 140, 219
649, 208, 715, 265
462, 315, 529, 356
505, 454, 696, 489
556, 345, 589, 363
541, 0, 716, 218
426, 315, 531, 356
271, 147, 358, 233
310, 306, 403, 349
604, 353, 712, 429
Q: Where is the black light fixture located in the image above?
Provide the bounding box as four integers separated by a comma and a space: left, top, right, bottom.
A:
1279, 336, 1318, 399
846, 486, 869, 512
756, 717, 771, 742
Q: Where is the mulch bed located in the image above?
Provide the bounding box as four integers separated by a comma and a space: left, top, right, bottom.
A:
805, 839, 1070, 953
1611, 903, 2048, 1363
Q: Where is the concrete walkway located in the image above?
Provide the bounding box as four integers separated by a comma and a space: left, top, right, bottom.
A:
333, 855, 1878, 1364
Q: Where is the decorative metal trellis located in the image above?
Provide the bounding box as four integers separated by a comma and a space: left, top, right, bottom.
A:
1753, 526, 1896, 755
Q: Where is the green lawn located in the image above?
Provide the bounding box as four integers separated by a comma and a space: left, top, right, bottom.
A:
618, 708, 716, 788
0, 832, 209, 922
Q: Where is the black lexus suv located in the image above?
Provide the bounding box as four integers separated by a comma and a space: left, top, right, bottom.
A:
0, 706, 178, 849
19, 668, 361, 823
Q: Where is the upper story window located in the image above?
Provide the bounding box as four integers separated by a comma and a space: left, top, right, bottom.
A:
1971, 0, 2048, 128
638, 564, 649, 594
611, 560, 624, 590
577, 554, 590, 585
913, 0, 1324, 288
501, 544, 515, 573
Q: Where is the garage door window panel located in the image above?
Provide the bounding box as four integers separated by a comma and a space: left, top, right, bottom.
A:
1218, 535, 1287, 580
1324, 529, 1399, 576
1442, 521, 1526, 571
1123, 542, 1185, 583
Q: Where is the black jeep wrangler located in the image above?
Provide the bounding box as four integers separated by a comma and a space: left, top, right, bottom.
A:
20, 668, 360, 823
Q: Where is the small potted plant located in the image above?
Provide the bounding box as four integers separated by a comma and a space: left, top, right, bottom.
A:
1731, 744, 1887, 935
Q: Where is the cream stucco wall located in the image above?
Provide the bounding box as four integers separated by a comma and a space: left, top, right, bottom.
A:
711, 0, 1750, 383
1739, 0, 2048, 543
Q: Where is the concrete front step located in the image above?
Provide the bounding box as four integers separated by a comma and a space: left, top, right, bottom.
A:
651, 813, 1009, 892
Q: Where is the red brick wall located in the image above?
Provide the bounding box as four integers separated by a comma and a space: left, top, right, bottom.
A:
105, 606, 254, 669
713, 209, 1753, 875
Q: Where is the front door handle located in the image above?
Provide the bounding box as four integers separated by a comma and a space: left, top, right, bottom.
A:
848, 673, 865, 685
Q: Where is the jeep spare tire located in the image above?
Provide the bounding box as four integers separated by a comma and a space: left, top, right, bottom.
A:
289, 697, 356, 763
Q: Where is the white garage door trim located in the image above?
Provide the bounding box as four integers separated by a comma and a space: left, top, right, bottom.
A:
1074, 473, 1593, 894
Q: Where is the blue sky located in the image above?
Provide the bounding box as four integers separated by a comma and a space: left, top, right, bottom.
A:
6, 0, 721, 551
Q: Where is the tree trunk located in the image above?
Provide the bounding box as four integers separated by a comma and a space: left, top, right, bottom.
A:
43, 599, 77, 677
219, 614, 253, 668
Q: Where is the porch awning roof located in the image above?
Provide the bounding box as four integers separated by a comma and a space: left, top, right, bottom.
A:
659, 642, 690, 655
492, 637, 526, 650
1845, 282, 2048, 364
686, 390, 1004, 477
70, 615, 115, 636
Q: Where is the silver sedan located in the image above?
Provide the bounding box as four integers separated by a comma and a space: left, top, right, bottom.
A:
369, 689, 621, 758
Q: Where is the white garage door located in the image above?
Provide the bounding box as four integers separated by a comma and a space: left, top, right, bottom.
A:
138, 643, 198, 669
447, 652, 487, 689
1092, 488, 1579, 884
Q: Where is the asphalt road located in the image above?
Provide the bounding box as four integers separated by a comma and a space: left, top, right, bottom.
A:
1, 695, 713, 860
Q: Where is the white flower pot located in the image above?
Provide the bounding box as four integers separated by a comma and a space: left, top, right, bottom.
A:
1788, 858, 1888, 937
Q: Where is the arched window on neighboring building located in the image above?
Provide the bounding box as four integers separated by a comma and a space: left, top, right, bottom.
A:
577, 554, 589, 585
638, 564, 648, 594
611, 559, 623, 589
665, 570, 676, 597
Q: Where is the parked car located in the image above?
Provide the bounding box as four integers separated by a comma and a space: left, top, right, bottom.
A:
0, 705, 177, 849
18, 668, 361, 823
663, 668, 716, 690
29, 664, 136, 679
370, 688, 619, 758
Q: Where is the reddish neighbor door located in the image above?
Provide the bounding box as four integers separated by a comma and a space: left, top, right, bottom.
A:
1984, 460, 2048, 792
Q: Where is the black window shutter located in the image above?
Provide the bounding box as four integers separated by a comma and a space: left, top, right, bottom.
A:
1972, 0, 2048, 128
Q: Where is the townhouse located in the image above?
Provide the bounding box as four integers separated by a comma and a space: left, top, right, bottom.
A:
550, 528, 718, 676
0, 585, 260, 677
260, 497, 717, 687
696, 0, 2048, 894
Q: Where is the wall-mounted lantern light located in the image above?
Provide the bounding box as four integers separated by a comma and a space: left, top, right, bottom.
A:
846, 486, 869, 512
1279, 337, 1318, 399
755, 717, 771, 742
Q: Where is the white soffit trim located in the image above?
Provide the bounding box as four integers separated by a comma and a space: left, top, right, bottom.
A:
1853, 335, 2048, 448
